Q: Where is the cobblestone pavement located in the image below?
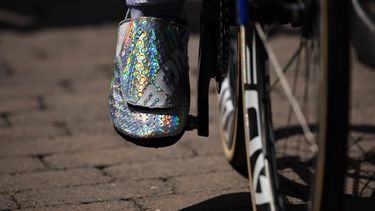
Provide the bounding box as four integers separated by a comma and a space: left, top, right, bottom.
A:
1, 24, 375, 211
0, 25, 250, 211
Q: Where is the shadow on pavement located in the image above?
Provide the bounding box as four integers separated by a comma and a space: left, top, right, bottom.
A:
178, 189, 375, 211
180, 124, 375, 210
275, 124, 375, 140
343, 195, 375, 211
181, 192, 251, 211
179, 192, 307, 211
274, 123, 375, 210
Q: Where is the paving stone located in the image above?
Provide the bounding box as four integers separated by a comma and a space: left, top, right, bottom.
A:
69, 120, 115, 136
0, 124, 70, 142
179, 92, 225, 157
171, 171, 249, 194
0, 168, 110, 192
44, 91, 108, 113
21, 200, 138, 211
0, 26, 115, 72
15, 179, 170, 208
7, 110, 112, 139
0, 97, 38, 114
0, 157, 45, 174
104, 155, 232, 180
0, 85, 57, 103
0, 76, 95, 101
9, 99, 106, 126
0, 194, 18, 210
179, 126, 223, 157
0, 134, 124, 157
0, 64, 110, 104
43, 144, 194, 169
5, 91, 114, 138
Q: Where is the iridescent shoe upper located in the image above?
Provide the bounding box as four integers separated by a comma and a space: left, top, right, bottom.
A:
109, 17, 190, 141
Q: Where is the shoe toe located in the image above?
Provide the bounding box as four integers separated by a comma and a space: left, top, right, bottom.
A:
109, 94, 187, 140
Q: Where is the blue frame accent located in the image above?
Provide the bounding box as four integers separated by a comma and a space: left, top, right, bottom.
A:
236, 0, 249, 25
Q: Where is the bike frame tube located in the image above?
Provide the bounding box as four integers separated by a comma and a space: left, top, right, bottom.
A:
236, 0, 249, 25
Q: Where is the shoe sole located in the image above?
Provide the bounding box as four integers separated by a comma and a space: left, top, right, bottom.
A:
113, 126, 185, 148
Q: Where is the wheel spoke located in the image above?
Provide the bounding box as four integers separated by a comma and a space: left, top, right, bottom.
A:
255, 23, 317, 153
270, 41, 305, 91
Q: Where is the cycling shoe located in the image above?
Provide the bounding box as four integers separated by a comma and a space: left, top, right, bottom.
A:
109, 17, 190, 147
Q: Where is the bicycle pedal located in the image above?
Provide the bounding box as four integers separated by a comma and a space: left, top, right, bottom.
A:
185, 115, 198, 131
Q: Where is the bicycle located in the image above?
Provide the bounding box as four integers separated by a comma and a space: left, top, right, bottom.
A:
190, 0, 351, 210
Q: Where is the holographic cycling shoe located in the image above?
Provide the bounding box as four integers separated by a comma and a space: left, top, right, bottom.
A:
109, 17, 190, 147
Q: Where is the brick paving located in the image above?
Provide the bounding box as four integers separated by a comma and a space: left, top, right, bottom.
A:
0, 26, 250, 210
1, 24, 375, 210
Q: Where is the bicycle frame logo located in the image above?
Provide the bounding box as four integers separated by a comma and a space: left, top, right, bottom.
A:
244, 32, 275, 210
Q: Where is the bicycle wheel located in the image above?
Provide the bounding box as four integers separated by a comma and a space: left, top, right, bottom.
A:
251, 1, 350, 211
219, 26, 248, 177
217, 0, 350, 210
239, 24, 285, 211
311, 0, 350, 210
219, 4, 283, 208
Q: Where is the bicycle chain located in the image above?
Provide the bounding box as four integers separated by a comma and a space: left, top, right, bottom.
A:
216, 0, 231, 92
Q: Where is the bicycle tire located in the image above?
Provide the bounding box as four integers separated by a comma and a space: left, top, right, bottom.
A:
217, 0, 350, 210
218, 3, 283, 211
219, 26, 248, 178
240, 24, 284, 211
311, 0, 350, 210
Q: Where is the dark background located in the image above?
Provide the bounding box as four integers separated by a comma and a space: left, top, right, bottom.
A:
0, 0, 201, 31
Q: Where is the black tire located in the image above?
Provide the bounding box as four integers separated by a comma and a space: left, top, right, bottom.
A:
311, 0, 350, 210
